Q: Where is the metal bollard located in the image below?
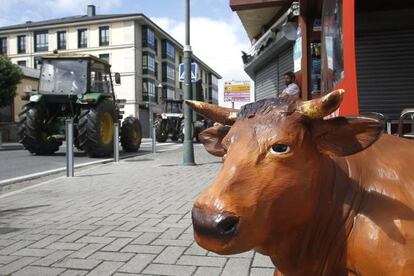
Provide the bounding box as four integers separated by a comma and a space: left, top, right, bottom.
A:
66, 119, 74, 177
0, 130, 3, 149
152, 125, 156, 154
114, 122, 120, 162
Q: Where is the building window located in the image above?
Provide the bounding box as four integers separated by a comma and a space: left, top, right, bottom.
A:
155, 62, 158, 80
167, 65, 175, 81
142, 52, 155, 75
162, 40, 175, 60
0, 37, 7, 55
34, 56, 42, 69
210, 73, 218, 86
78, 29, 87, 48
162, 63, 175, 83
142, 26, 155, 49
17, 35, 26, 54
99, 26, 109, 46
162, 86, 176, 100
142, 78, 157, 102
99, 54, 110, 63
17, 60, 26, 67
34, 31, 48, 52
57, 31, 66, 50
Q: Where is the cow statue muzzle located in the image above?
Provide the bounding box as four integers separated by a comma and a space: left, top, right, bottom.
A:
192, 206, 240, 242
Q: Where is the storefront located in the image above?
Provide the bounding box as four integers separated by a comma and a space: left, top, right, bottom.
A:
231, 0, 414, 119
355, 2, 414, 119
238, 3, 297, 101
253, 47, 293, 100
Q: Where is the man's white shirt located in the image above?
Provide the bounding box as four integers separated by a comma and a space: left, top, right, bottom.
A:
283, 83, 300, 97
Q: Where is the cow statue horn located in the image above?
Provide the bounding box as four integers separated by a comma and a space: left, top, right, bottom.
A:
298, 89, 345, 119
185, 100, 238, 125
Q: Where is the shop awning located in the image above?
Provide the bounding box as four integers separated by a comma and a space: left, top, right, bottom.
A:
230, 0, 293, 41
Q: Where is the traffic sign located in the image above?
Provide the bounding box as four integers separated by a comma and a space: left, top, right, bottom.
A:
224, 80, 251, 102
179, 63, 198, 82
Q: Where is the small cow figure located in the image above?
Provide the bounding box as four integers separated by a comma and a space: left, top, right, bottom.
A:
187, 90, 414, 276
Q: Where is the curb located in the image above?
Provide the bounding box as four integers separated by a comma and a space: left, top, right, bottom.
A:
0, 139, 154, 151
0, 145, 24, 151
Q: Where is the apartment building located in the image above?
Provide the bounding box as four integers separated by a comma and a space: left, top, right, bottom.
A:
0, 5, 221, 137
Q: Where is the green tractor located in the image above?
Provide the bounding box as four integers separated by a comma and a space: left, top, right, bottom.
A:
18, 53, 142, 157
154, 100, 184, 142
153, 99, 213, 143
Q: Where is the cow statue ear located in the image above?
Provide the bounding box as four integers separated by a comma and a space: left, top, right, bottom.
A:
198, 124, 231, 157
311, 116, 383, 157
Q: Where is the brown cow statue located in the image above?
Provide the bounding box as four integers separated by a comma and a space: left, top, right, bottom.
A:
187, 90, 414, 276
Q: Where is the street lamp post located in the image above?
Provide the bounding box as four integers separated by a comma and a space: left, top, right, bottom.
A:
183, 0, 195, 165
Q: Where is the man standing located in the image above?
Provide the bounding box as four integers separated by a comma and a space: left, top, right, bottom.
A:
280, 71, 300, 99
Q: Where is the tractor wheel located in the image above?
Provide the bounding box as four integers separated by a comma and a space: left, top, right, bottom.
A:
154, 118, 168, 143
18, 103, 61, 155
171, 125, 179, 141
78, 100, 115, 157
121, 116, 142, 152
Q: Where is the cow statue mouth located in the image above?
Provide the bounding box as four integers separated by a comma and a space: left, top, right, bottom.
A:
191, 205, 244, 254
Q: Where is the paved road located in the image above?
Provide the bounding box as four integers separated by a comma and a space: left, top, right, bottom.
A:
0, 145, 275, 275
0, 139, 182, 182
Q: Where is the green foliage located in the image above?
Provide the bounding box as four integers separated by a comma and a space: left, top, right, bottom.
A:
0, 55, 22, 108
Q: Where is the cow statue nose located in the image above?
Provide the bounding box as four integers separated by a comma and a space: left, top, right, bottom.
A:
192, 206, 240, 240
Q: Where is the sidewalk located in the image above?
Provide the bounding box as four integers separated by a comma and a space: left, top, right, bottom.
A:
0, 144, 274, 276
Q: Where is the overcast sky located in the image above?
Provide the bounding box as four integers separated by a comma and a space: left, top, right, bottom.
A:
0, 0, 252, 99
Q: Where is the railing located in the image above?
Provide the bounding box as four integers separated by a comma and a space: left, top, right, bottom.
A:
398, 109, 414, 139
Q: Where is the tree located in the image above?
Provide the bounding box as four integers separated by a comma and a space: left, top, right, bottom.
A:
0, 55, 22, 108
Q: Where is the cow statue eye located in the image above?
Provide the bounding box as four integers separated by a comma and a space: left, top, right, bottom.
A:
270, 144, 290, 154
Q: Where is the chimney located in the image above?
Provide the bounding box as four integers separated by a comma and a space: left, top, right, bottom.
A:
87, 5, 96, 16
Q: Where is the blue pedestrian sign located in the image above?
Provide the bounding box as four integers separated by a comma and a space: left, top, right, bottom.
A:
179, 63, 198, 82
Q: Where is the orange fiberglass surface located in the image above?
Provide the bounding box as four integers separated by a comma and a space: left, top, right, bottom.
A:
187, 90, 414, 275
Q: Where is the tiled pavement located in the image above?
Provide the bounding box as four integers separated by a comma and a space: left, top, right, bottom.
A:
0, 144, 275, 275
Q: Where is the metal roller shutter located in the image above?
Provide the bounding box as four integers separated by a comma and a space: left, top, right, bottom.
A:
255, 59, 279, 101
356, 28, 414, 119
254, 47, 294, 101
278, 47, 294, 92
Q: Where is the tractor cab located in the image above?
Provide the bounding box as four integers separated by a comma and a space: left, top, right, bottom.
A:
19, 53, 142, 157
37, 54, 117, 102
161, 99, 183, 119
